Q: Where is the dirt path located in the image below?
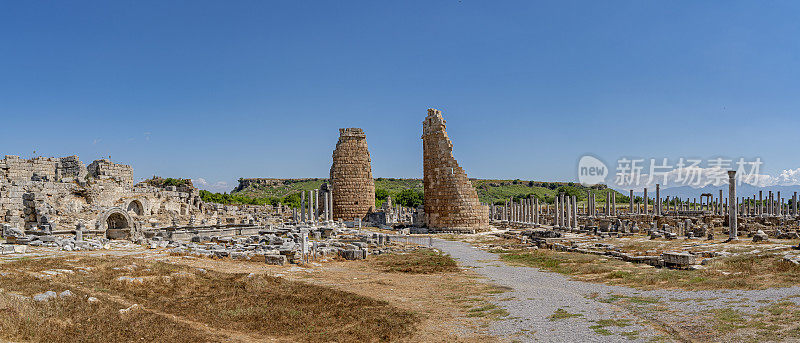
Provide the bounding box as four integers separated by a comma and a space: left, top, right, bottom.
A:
432, 239, 669, 342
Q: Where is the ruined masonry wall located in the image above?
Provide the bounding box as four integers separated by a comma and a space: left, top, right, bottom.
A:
330, 128, 375, 221
0, 155, 86, 183
88, 159, 133, 187
422, 109, 489, 231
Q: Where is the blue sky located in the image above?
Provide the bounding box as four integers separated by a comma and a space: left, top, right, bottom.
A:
2, 1, 800, 192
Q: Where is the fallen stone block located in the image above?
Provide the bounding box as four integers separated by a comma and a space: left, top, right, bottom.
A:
340, 249, 366, 260
264, 254, 287, 266
33, 291, 57, 302
662, 252, 697, 268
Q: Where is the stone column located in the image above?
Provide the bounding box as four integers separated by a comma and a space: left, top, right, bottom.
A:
329, 191, 334, 221
554, 195, 560, 227
572, 196, 578, 229
643, 188, 648, 215
629, 190, 634, 213
794, 192, 798, 217
656, 184, 661, 215
728, 171, 737, 241
310, 190, 316, 222
314, 189, 322, 216
522, 198, 527, 223
301, 191, 306, 222
612, 192, 616, 216
534, 198, 539, 224
566, 196, 572, 228
324, 192, 330, 222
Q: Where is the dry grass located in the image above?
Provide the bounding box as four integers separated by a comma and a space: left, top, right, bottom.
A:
499, 249, 800, 290
374, 248, 460, 274
698, 302, 800, 341
0, 256, 419, 342
0, 292, 222, 343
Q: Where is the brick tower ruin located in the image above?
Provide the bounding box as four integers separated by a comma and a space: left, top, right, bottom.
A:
422, 109, 489, 232
330, 128, 375, 221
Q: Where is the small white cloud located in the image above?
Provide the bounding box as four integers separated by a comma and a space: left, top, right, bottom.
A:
144, 132, 151, 141
192, 178, 229, 193
92, 139, 102, 145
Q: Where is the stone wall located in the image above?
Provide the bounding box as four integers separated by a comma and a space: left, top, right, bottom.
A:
87, 159, 133, 186
329, 128, 375, 221
0, 155, 211, 232
422, 109, 488, 231
0, 155, 88, 183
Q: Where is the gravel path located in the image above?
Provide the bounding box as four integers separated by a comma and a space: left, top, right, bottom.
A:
432, 239, 800, 342
433, 239, 662, 342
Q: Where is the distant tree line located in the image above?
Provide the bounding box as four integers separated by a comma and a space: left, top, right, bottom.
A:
200, 190, 301, 208
375, 188, 424, 208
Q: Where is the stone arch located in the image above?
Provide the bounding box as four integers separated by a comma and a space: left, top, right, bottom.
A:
126, 199, 144, 216
97, 207, 134, 239
180, 204, 187, 216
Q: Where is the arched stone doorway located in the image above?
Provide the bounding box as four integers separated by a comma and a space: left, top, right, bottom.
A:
127, 200, 144, 216
98, 208, 134, 239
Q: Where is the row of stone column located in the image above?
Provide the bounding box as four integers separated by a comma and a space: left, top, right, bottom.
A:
295, 189, 334, 223
489, 196, 543, 224
553, 193, 578, 229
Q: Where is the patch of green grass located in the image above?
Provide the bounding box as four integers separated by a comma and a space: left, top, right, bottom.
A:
620, 331, 640, 340
597, 294, 659, 306
710, 308, 748, 333
589, 318, 633, 338
549, 308, 583, 321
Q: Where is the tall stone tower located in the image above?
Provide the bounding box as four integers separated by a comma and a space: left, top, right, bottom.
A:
330, 128, 375, 221
422, 109, 489, 232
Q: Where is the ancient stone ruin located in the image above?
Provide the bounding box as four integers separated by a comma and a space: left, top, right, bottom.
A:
422, 109, 489, 232
0, 155, 214, 241
330, 128, 375, 221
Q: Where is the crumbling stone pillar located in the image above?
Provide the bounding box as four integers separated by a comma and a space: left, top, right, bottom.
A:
422, 109, 488, 231
728, 170, 738, 241
330, 128, 375, 221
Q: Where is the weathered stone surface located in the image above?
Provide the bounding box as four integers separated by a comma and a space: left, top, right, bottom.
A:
264, 254, 287, 265
422, 109, 488, 231
340, 249, 365, 260
330, 128, 375, 221
32, 291, 57, 302
662, 252, 697, 267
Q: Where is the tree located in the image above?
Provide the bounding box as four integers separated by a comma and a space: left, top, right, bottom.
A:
396, 189, 423, 208
375, 188, 389, 201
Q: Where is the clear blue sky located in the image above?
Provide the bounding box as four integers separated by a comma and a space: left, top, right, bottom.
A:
2, 1, 799, 192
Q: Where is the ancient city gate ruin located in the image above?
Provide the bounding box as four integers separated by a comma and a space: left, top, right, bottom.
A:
330, 128, 375, 221
422, 109, 489, 232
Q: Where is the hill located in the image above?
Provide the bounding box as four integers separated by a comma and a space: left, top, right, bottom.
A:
201, 178, 628, 208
